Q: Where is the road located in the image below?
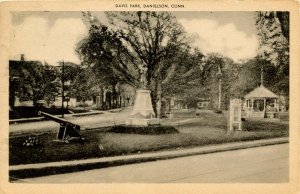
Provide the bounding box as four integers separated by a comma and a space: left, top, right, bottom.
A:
20, 143, 288, 183
9, 108, 189, 134
9, 108, 131, 134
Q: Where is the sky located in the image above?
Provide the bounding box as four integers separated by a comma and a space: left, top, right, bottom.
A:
10, 11, 259, 65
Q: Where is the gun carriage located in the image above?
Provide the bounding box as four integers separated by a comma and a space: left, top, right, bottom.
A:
38, 111, 85, 143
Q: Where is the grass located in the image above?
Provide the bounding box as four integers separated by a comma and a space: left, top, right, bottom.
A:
9, 110, 289, 165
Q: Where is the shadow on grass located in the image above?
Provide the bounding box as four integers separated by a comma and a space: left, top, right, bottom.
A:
108, 125, 179, 135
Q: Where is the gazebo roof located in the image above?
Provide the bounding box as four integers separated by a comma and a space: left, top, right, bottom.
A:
245, 85, 278, 99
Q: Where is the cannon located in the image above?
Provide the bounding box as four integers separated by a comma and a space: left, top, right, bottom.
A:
38, 111, 85, 143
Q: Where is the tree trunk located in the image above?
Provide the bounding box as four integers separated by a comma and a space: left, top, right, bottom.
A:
119, 95, 122, 108
149, 77, 162, 118
103, 87, 107, 110
156, 80, 162, 118
112, 84, 117, 109
108, 93, 112, 109
99, 86, 104, 110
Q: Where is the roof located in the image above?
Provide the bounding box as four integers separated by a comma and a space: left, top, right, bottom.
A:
245, 85, 278, 99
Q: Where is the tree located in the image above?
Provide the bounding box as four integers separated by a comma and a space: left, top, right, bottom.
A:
232, 57, 286, 99
255, 12, 288, 78
256, 12, 289, 41
78, 11, 187, 115
195, 53, 240, 110
68, 66, 99, 110
76, 24, 139, 87
159, 51, 240, 110
77, 15, 141, 110
255, 11, 289, 99
96, 11, 188, 116
160, 49, 205, 106
9, 60, 60, 106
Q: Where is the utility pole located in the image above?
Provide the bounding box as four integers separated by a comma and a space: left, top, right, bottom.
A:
61, 61, 65, 118
218, 78, 222, 110
260, 66, 264, 86
216, 65, 222, 110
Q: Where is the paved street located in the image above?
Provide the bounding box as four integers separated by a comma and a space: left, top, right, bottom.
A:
9, 108, 131, 134
20, 143, 288, 183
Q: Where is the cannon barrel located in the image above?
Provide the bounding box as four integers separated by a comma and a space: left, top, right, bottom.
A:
38, 111, 83, 142
38, 111, 75, 125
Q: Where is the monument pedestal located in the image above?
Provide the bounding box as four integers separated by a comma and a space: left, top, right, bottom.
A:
126, 89, 160, 126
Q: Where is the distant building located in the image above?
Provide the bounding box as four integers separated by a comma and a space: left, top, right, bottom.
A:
196, 98, 211, 109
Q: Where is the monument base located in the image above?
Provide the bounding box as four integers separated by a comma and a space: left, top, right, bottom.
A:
126, 89, 160, 126
126, 118, 160, 126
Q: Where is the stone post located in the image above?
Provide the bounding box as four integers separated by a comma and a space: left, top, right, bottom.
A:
229, 99, 242, 131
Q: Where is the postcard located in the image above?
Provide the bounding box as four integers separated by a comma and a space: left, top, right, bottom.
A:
0, 0, 299, 194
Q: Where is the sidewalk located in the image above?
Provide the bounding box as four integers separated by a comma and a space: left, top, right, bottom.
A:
9, 110, 105, 124
9, 137, 288, 180
9, 108, 124, 124
9, 108, 129, 135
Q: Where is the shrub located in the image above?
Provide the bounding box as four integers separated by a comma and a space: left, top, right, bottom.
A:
109, 125, 179, 135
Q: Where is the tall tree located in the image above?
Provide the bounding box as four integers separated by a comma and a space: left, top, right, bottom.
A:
160, 51, 240, 110
78, 11, 188, 116
161, 49, 205, 104
232, 57, 285, 98
77, 20, 139, 87
255, 11, 289, 98
196, 53, 240, 110
106, 11, 188, 116
77, 16, 141, 109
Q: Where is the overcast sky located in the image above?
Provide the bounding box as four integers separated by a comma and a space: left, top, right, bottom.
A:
10, 11, 259, 65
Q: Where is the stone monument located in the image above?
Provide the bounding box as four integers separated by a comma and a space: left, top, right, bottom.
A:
126, 66, 160, 126
229, 98, 242, 131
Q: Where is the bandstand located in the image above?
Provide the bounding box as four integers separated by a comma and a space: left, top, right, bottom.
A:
244, 85, 279, 118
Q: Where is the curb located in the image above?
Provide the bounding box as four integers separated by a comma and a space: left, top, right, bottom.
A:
9, 117, 46, 124
9, 137, 288, 180
71, 111, 104, 117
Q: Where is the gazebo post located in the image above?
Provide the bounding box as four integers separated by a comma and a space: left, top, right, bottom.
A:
263, 98, 266, 117
275, 98, 279, 111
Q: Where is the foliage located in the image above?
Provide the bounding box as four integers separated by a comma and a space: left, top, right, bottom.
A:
9, 60, 60, 106
255, 11, 289, 97
232, 57, 285, 97
75, 11, 289, 112
254, 12, 289, 103
255, 12, 289, 66
199, 53, 240, 109
78, 11, 189, 116
163, 52, 239, 109
105, 11, 187, 80
67, 66, 99, 103
76, 21, 139, 87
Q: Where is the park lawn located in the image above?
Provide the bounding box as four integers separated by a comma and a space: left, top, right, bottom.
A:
9, 111, 288, 165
